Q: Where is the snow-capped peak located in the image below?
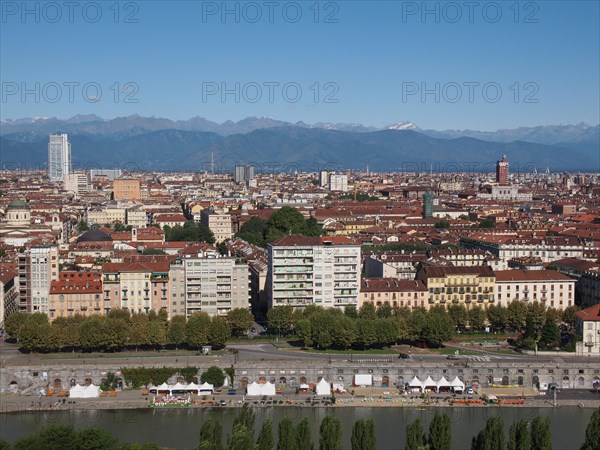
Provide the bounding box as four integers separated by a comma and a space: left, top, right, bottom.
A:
386, 121, 418, 130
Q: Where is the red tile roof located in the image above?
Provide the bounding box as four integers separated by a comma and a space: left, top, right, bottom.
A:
576, 304, 600, 322
494, 270, 573, 282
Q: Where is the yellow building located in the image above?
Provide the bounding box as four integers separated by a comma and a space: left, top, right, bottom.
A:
48, 271, 103, 320
416, 265, 496, 309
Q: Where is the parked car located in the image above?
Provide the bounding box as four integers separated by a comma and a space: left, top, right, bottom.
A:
447, 354, 461, 360
465, 387, 474, 394
398, 353, 411, 359
227, 389, 237, 395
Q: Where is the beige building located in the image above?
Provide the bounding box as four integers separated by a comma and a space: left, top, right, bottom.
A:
359, 278, 428, 310
494, 270, 575, 310
183, 254, 250, 316
575, 304, 600, 357
113, 178, 141, 202
63, 172, 89, 196
48, 271, 103, 320
200, 209, 233, 243
416, 266, 496, 309
103, 258, 171, 316
126, 208, 148, 228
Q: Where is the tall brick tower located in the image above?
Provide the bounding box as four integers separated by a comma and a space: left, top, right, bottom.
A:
496, 154, 509, 185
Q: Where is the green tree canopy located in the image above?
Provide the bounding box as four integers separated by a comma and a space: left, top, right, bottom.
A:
200, 366, 225, 387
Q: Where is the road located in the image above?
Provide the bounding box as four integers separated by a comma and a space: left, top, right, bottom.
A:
2, 339, 599, 366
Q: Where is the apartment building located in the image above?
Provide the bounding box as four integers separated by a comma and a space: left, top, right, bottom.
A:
359, 278, 428, 310
267, 235, 361, 310
183, 254, 249, 316
63, 172, 89, 196
416, 265, 496, 309
48, 271, 103, 320
575, 304, 600, 357
0, 268, 19, 330
102, 258, 171, 316
169, 259, 186, 317
494, 269, 575, 310
17, 246, 59, 313
126, 208, 148, 228
461, 235, 586, 263
200, 208, 233, 243
113, 178, 142, 202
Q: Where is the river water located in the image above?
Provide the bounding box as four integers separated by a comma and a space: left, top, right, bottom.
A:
0, 406, 594, 449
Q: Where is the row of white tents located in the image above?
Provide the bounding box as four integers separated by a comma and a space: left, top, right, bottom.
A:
407, 376, 466, 393
246, 378, 333, 396
149, 382, 215, 395
69, 384, 101, 398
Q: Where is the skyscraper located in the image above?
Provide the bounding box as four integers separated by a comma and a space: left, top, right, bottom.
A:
496, 154, 509, 185
48, 133, 71, 181
235, 164, 255, 184
423, 189, 434, 218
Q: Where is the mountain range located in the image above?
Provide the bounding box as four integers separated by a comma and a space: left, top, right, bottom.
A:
1, 115, 598, 172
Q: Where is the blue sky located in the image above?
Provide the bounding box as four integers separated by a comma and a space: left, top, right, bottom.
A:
1, 0, 599, 130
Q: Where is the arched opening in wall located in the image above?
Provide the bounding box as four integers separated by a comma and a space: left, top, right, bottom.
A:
115, 378, 124, 389
397, 376, 404, 388
9, 381, 18, 391
258, 376, 267, 384
240, 377, 248, 389
192, 376, 199, 384
279, 377, 287, 385
562, 376, 570, 389
300, 376, 307, 385
84, 378, 92, 386
471, 376, 480, 388
289, 377, 297, 387
532, 376, 540, 389
502, 376, 509, 386
593, 377, 600, 390
338, 376, 345, 383
70, 379, 77, 387
176, 376, 185, 383
578, 377, 585, 387
487, 376, 494, 386
518, 376, 524, 386
382, 376, 390, 387
53, 379, 62, 389
317, 376, 323, 383
269, 377, 276, 384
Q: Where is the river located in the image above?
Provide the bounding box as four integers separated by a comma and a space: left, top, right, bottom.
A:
0, 406, 594, 449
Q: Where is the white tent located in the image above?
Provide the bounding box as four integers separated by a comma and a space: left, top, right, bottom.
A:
450, 377, 465, 390
187, 382, 201, 393
423, 376, 437, 392
69, 384, 86, 398
299, 383, 310, 390
246, 382, 262, 396
408, 376, 423, 392
316, 379, 331, 396
156, 382, 170, 393
354, 374, 373, 386
83, 384, 101, 398
246, 381, 275, 396
199, 382, 214, 394
436, 377, 451, 391
332, 383, 346, 393
171, 382, 187, 391
262, 382, 276, 396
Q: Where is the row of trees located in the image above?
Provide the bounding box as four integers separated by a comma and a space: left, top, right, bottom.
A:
119, 365, 228, 388
199, 404, 363, 450
235, 206, 322, 247
2, 407, 599, 450
267, 301, 580, 350
5, 308, 253, 353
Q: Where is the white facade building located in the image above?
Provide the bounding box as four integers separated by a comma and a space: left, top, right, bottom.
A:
184, 254, 250, 316
267, 235, 361, 310
494, 269, 575, 310
329, 174, 348, 192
